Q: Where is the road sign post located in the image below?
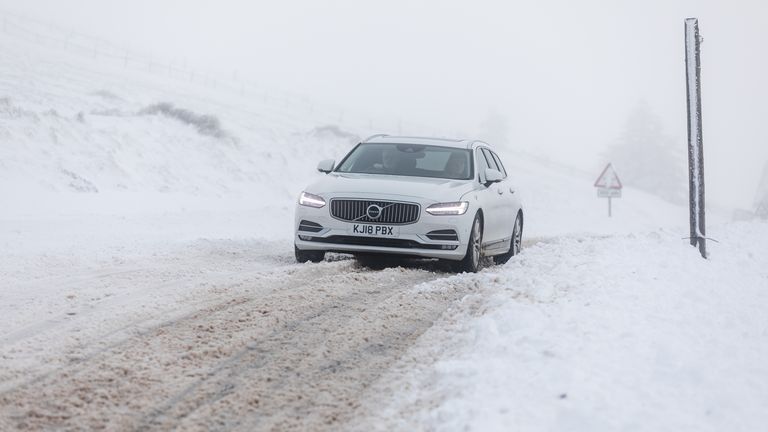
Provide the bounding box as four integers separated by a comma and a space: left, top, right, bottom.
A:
594, 163, 622, 217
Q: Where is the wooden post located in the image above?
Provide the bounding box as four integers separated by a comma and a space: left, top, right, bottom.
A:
685, 18, 707, 258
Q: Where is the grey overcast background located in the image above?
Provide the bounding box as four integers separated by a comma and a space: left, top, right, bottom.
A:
2, 0, 766, 210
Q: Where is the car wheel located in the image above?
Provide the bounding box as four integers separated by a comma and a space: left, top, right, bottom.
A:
454, 213, 484, 273
493, 212, 522, 265
295, 245, 325, 263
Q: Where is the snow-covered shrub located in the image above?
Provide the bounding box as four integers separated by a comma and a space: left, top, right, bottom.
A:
0, 97, 38, 120
140, 102, 227, 138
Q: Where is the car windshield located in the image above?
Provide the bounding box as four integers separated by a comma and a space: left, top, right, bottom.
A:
335, 143, 473, 180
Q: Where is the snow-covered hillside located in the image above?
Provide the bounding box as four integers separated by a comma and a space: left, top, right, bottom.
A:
0, 13, 708, 235
0, 28, 363, 203
0, 26, 373, 259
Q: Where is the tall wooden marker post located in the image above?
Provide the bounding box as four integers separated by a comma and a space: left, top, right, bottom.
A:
685, 18, 707, 258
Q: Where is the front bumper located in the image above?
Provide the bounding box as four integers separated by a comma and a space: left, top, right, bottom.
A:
294, 200, 473, 261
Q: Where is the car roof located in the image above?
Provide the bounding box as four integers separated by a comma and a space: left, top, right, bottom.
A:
362, 134, 490, 150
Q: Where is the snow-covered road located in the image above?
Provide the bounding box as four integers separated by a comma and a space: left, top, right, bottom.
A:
0, 237, 514, 431
3, 220, 767, 431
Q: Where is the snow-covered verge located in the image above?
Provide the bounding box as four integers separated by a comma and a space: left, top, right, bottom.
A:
0, 23, 366, 221
353, 221, 768, 431
0, 21, 372, 287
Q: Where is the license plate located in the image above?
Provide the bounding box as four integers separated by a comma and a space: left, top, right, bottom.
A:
350, 224, 399, 237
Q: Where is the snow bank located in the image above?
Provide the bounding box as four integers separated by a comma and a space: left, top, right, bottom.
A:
0, 28, 368, 261
0, 28, 364, 214
358, 221, 768, 431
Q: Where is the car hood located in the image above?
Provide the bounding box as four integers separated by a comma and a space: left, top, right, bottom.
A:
305, 173, 476, 203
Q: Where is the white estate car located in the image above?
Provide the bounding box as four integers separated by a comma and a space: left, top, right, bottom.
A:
294, 135, 523, 272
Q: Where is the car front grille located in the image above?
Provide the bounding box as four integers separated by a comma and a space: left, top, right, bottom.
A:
330, 199, 420, 225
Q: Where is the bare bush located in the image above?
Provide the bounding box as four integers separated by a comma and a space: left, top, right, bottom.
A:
140, 102, 227, 138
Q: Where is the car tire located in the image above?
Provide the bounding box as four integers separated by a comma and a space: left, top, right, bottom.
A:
454, 213, 484, 273
295, 246, 325, 263
493, 212, 522, 265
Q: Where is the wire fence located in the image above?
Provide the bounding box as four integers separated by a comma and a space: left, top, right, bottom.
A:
0, 8, 430, 134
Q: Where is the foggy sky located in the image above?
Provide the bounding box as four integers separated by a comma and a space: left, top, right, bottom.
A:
1, 0, 766, 209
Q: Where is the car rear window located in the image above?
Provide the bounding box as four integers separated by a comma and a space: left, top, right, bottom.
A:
336, 143, 473, 180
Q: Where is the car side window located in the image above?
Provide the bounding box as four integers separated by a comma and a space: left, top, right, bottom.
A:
490, 151, 507, 178
476, 148, 492, 181
481, 148, 500, 172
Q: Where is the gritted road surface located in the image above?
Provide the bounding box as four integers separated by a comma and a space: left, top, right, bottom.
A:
0, 247, 486, 431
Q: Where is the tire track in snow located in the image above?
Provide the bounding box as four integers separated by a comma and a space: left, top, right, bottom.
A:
0, 256, 327, 395
0, 240, 300, 393
134, 269, 427, 431
0, 259, 480, 431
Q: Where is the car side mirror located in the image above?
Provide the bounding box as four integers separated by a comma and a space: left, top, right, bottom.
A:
317, 159, 335, 173
484, 168, 503, 185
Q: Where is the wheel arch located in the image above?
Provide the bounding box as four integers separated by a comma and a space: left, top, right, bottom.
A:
475, 208, 485, 234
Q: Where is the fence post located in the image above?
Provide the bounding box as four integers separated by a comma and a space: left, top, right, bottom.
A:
684, 18, 707, 259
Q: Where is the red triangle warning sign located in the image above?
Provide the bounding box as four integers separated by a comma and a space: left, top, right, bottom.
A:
594, 163, 622, 189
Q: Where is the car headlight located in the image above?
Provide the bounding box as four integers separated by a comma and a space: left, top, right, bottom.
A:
299, 191, 326, 208
425, 201, 469, 215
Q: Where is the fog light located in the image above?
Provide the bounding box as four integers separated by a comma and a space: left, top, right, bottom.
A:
441, 245, 458, 250
298, 235, 312, 241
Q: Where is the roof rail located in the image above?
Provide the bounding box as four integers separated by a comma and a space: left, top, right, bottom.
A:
390, 135, 464, 143
362, 134, 389, 142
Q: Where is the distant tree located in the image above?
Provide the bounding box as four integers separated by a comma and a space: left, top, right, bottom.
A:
603, 101, 687, 204
478, 109, 509, 148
